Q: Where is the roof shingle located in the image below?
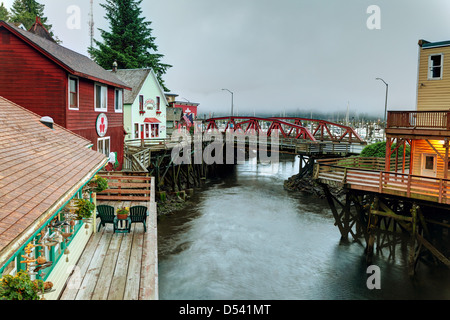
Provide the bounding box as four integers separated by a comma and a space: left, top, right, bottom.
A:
0, 21, 130, 89
0, 96, 107, 262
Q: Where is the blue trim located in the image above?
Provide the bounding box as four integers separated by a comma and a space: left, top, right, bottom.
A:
422, 40, 450, 49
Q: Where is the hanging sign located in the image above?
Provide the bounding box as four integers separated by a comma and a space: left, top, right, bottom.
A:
96, 113, 108, 137
145, 99, 155, 110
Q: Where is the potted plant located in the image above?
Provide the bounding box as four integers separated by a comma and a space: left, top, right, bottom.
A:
87, 175, 108, 193
74, 199, 95, 220
116, 207, 130, 220
0, 271, 44, 300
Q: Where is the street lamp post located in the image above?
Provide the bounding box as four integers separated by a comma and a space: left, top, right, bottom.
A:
376, 78, 389, 139
222, 88, 234, 117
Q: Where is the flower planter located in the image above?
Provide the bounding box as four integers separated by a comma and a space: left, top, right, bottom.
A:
117, 214, 129, 220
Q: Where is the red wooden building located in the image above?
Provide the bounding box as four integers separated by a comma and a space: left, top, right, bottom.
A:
0, 20, 131, 170
171, 101, 199, 120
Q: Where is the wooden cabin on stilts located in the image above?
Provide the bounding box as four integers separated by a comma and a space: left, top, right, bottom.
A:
315, 38, 450, 275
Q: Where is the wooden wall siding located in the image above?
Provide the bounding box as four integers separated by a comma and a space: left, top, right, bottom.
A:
66, 79, 123, 131
417, 46, 450, 111
0, 27, 125, 169
67, 79, 125, 170
412, 140, 448, 178
0, 29, 67, 126
70, 126, 124, 171
66, 78, 94, 131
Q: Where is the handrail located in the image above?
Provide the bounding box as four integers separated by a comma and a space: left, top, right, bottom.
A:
316, 162, 450, 204
97, 173, 154, 202
205, 116, 317, 141
387, 110, 450, 130
270, 116, 365, 143
317, 157, 410, 171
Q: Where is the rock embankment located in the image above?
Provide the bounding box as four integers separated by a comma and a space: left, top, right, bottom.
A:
157, 193, 189, 216
284, 173, 345, 200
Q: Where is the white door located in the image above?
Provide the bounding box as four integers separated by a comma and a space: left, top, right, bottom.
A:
421, 153, 437, 177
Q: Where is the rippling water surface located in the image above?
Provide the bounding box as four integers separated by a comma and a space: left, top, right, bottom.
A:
158, 155, 450, 300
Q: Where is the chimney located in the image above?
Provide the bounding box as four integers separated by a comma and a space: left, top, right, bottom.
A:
40, 116, 54, 129
112, 60, 118, 72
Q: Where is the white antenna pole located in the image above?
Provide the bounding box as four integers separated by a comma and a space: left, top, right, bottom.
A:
89, 0, 94, 51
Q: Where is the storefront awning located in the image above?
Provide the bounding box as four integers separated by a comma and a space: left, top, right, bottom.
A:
144, 118, 161, 124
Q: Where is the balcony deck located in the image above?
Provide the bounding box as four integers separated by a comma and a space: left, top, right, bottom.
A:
59, 200, 158, 300
315, 157, 450, 205
59, 173, 158, 300
387, 110, 450, 139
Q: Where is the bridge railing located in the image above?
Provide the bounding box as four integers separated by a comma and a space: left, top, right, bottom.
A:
204, 116, 366, 144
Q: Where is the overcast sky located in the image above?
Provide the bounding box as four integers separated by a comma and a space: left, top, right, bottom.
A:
4, 0, 450, 118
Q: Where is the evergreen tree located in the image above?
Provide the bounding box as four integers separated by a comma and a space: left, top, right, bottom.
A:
0, 2, 9, 21
89, 0, 171, 91
10, 0, 52, 32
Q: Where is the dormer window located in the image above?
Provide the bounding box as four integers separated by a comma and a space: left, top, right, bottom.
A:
428, 54, 443, 80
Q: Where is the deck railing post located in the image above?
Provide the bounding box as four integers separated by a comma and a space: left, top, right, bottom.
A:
378, 172, 383, 193
92, 192, 97, 234
342, 168, 348, 184
447, 112, 450, 130
151, 177, 155, 203
407, 175, 411, 198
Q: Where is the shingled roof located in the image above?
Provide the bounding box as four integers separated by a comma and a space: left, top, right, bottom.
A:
111, 68, 168, 106
0, 21, 130, 90
113, 69, 152, 104
28, 17, 56, 43
0, 96, 107, 264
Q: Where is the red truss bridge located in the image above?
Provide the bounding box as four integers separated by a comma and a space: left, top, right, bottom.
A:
204, 116, 365, 144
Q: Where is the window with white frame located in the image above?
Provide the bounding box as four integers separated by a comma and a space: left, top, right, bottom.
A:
95, 84, 108, 111
139, 95, 144, 113
428, 54, 443, 80
115, 88, 123, 112
69, 76, 79, 109
97, 137, 110, 156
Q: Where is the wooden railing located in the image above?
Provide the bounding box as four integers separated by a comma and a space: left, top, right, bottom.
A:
315, 159, 450, 205
97, 172, 155, 202
388, 111, 450, 129
317, 156, 410, 172
125, 138, 172, 148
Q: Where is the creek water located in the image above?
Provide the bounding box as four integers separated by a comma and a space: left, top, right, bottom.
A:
157, 155, 450, 300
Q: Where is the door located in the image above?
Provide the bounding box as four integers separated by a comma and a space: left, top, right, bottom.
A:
151, 124, 159, 138
140, 124, 144, 139
421, 153, 437, 177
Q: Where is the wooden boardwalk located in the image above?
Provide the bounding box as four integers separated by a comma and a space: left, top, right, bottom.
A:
59, 201, 158, 300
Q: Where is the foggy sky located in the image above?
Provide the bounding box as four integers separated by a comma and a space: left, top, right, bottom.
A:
4, 0, 450, 118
